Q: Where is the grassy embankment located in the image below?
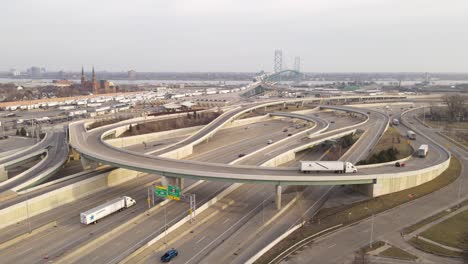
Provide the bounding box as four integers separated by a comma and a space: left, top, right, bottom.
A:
357, 126, 413, 165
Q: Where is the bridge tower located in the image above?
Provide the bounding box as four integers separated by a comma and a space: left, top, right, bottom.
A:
274, 49, 283, 73
294, 56, 301, 72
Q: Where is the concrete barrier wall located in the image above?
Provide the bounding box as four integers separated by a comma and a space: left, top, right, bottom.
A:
106, 126, 203, 148
372, 158, 450, 196
0, 168, 139, 230
261, 130, 356, 167
356, 155, 413, 169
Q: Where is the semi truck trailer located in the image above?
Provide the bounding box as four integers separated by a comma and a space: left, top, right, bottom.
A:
417, 144, 429, 157
80, 196, 136, 225
407, 130, 416, 140
300, 161, 357, 173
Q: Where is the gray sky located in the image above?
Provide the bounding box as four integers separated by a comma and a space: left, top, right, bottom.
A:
1, 0, 467, 72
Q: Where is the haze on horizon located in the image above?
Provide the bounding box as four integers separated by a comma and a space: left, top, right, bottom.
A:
1, 0, 467, 73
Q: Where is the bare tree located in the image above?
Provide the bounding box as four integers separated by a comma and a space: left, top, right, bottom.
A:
443, 94, 466, 122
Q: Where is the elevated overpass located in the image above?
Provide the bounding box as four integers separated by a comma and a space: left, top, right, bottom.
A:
69, 96, 450, 208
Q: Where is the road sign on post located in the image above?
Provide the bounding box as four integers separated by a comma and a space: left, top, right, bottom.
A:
155, 186, 168, 198
167, 185, 181, 201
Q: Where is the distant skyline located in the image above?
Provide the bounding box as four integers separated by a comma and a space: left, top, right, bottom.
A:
1, 0, 467, 72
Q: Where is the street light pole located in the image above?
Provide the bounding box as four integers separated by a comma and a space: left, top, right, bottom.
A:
370, 214, 374, 248
26, 192, 32, 233
457, 176, 464, 207
164, 198, 167, 249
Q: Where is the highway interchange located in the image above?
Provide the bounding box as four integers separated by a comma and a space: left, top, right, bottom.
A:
0, 94, 464, 264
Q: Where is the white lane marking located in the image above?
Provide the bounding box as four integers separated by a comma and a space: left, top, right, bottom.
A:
327, 244, 336, 249
222, 218, 230, 224
196, 236, 206, 244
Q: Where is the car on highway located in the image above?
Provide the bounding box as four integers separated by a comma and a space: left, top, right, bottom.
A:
283, 129, 288, 132
161, 249, 178, 262
395, 162, 405, 167
238, 153, 246, 157
267, 139, 273, 144
287, 133, 292, 137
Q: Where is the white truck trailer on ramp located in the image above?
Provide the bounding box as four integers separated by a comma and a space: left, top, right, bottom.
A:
300, 161, 357, 173
417, 144, 429, 157
80, 196, 136, 225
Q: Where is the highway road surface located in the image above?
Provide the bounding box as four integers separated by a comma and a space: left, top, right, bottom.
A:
0, 129, 68, 193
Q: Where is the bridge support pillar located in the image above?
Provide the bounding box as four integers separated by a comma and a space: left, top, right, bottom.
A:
80, 156, 99, 170
162, 176, 184, 190
275, 185, 282, 210
0, 165, 7, 182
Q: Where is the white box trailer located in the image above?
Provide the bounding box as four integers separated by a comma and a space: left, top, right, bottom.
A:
407, 130, 416, 140
300, 161, 357, 173
80, 196, 136, 225
417, 144, 428, 157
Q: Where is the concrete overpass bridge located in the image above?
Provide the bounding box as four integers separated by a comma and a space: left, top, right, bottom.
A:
69, 96, 450, 209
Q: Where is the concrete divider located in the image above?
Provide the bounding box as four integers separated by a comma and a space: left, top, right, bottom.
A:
0, 168, 140, 230
0, 221, 57, 250
245, 222, 304, 264
261, 224, 344, 264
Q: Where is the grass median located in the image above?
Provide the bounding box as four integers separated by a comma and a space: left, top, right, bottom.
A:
420, 208, 468, 251
255, 156, 461, 264
378, 245, 418, 261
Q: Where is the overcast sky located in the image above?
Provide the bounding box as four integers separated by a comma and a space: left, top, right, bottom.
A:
1, 0, 467, 72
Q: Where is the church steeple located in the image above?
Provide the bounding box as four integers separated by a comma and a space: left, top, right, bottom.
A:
92, 66, 96, 82
80, 65, 86, 88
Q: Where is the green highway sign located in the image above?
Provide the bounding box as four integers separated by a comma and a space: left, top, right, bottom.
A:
167, 185, 181, 201
155, 186, 167, 198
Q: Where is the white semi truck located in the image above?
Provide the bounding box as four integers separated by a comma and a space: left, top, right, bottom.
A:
80, 196, 136, 225
300, 161, 357, 174
417, 144, 429, 157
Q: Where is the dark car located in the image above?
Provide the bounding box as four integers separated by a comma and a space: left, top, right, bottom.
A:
287, 133, 292, 137
161, 249, 178, 262
395, 162, 405, 167
238, 153, 246, 157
